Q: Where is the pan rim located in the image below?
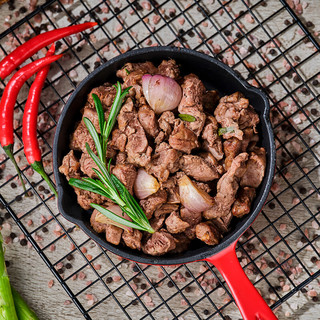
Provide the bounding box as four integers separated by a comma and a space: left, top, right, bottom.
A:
53, 46, 276, 265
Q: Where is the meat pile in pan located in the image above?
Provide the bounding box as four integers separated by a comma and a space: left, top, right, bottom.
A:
59, 60, 266, 256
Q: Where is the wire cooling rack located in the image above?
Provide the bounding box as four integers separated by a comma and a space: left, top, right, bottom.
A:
0, 0, 319, 319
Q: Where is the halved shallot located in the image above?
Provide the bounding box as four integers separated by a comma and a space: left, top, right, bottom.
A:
178, 175, 214, 213
134, 168, 160, 199
142, 74, 182, 114
95, 204, 132, 231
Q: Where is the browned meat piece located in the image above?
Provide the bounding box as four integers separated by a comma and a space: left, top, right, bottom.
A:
212, 212, 233, 234
150, 215, 166, 231
180, 207, 202, 226
90, 210, 107, 233
179, 106, 206, 136
196, 222, 221, 245
241, 128, 259, 152
79, 152, 99, 178
82, 105, 101, 133
138, 105, 159, 138
116, 61, 157, 80
232, 187, 256, 218
180, 155, 219, 182
160, 177, 180, 204
142, 230, 176, 256
75, 188, 107, 210
117, 62, 157, 101
178, 74, 206, 109
165, 211, 190, 233
195, 181, 211, 193
158, 111, 175, 136
154, 203, 179, 218
116, 152, 127, 164
70, 121, 96, 153
214, 92, 259, 140
87, 83, 116, 110
224, 137, 242, 170
171, 234, 191, 253
202, 116, 224, 161
146, 142, 181, 182
202, 90, 220, 111
59, 150, 80, 180
169, 119, 199, 154
118, 98, 153, 167
203, 153, 248, 219
241, 147, 266, 188
140, 189, 167, 219
109, 129, 127, 152
184, 226, 197, 240
112, 163, 137, 195
122, 229, 142, 250
106, 224, 123, 245
158, 59, 180, 79
199, 152, 224, 175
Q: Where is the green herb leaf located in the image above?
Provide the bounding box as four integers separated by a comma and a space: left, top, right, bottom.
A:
218, 127, 235, 136
125, 68, 130, 75
69, 178, 109, 198
83, 118, 103, 161
92, 93, 105, 139
179, 114, 196, 122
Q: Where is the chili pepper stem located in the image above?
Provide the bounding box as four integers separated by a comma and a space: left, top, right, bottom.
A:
31, 161, 57, 197
2, 145, 26, 192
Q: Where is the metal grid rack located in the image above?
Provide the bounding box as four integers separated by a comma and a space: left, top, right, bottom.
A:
0, 0, 319, 319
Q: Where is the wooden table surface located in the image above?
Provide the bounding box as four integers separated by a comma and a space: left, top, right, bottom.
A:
0, 0, 319, 319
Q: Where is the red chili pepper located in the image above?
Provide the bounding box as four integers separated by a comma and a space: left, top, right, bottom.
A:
0, 54, 63, 191
22, 44, 58, 197
0, 22, 97, 80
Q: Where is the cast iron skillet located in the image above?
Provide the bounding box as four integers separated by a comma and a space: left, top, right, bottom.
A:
53, 47, 277, 320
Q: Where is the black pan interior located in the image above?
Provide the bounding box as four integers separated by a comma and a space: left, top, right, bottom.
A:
53, 47, 275, 265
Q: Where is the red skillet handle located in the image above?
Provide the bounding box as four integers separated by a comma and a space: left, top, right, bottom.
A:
205, 242, 278, 320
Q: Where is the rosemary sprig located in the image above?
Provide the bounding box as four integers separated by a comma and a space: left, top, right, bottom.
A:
69, 82, 154, 234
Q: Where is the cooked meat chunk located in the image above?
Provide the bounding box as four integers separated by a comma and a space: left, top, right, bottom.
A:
232, 187, 256, 218
154, 203, 179, 218
202, 116, 224, 161
75, 188, 107, 210
82, 105, 101, 133
59, 150, 80, 180
199, 152, 224, 175
79, 152, 99, 178
116, 61, 157, 80
70, 121, 96, 153
179, 106, 206, 136
195, 181, 211, 193
203, 153, 248, 219
106, 224, 123, 245
158, 111, 175, 135
118, 99, 153, 167
180, 207, 201, 226
87, 84, 116, 110
180, 155, 219, 182
150, 215, 166, 231
178, 74, 206, 109
202, 90, 220, 111
160, 177, 180, 204
142, 230, 176, 256
158, 59, 180, 79
109, 129, 127, 152
169, 119, 199, 154
214, 92, 259, 140
140, 189, 167, 219
212, 212, 233, 234
184, 226, 197, 240
122, 229, 142, 250
146, 142, 181, 182
112, 163, 137, 195
138, 105, 159, 138
241, 128, 259, 152
165, 211, 190, 234
196, 222, 221, 246
171, 234, 191, 253
224, 137, 242, 170
90, 210, 107, 233
241, 147, 266, 188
